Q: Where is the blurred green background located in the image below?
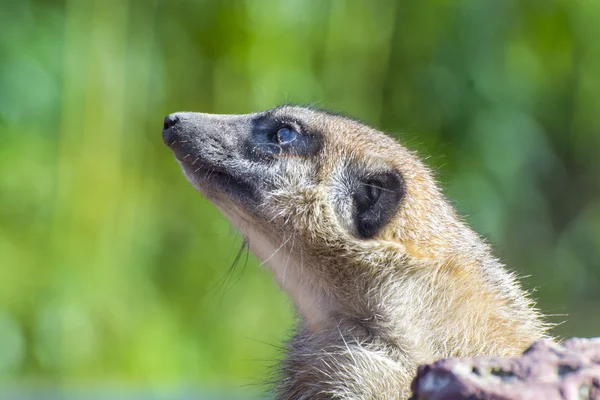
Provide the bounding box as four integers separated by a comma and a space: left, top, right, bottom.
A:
1, 0, 599, 397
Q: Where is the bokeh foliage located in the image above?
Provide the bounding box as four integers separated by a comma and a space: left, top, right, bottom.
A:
0, 0, 599, 393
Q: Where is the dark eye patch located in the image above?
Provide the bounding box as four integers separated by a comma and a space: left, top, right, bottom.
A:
353, 171, 404, 238
247, 113, 322, 160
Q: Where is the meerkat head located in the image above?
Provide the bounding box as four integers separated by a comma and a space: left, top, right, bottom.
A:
163, 106, 468, 331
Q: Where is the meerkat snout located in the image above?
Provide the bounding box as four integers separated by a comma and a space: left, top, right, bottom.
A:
163, 105, 548, 399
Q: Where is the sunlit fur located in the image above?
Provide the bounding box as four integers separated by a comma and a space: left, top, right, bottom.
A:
172, 106, 548, 399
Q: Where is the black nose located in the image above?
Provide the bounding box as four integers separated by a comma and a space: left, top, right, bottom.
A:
163, 114, 180, 130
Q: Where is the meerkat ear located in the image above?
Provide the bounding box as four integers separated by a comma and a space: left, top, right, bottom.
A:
353, 171, 404, 238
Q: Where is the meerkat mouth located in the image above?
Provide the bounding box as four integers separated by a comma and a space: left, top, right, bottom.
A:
182, 162, 256, 201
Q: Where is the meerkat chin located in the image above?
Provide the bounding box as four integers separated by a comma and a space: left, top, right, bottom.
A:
162, 106, 548, 400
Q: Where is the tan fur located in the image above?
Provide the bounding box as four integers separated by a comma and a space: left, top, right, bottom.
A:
164, 106, 548, 399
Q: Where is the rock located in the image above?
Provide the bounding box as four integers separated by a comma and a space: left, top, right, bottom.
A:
409, 338, 600, 400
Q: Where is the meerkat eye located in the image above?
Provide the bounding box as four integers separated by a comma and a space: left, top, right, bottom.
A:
252, 119, 320, 157
353, 171, 404, 238
274, 127, 297, 145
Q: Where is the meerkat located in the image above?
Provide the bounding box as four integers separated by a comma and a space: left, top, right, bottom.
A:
162, 106, 548, 399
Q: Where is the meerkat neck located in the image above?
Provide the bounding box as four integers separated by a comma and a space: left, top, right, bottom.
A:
269, 237, 543, 361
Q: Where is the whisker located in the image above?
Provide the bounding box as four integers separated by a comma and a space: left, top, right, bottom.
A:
210, 235, 250, 300
258, 235, 292, 269
362, 183, 398, 193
